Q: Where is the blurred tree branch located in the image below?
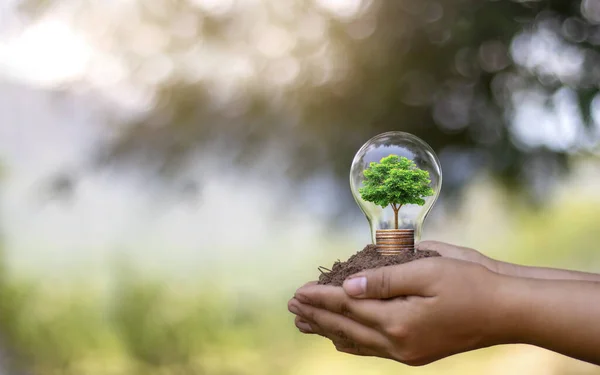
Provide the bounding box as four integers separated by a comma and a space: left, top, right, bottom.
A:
15, 0, 600, 206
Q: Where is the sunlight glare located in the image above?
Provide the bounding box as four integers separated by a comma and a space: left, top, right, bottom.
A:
190, 0, 234, 16
0, 19, 91, 88
314, 0, 363, 20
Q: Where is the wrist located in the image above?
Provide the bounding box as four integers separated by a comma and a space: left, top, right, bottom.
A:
485, 274, 532, 346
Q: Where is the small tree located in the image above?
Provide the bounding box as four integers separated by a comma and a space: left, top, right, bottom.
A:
359, 155, 434, 229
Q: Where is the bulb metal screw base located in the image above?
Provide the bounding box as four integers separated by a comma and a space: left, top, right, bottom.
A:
375, 229, 414, 255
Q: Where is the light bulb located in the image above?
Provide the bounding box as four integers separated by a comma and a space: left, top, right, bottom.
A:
350, 131, 442, 254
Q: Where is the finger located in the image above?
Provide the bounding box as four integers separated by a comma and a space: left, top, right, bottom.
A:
416, 240, 455, 253
295, 284, 388, 327
343, 258, 441, 299
417, 240, 477, 260
291, 282, 318, 302
417, 241, 498, 270
304, 317, 391, 359
289, 299, 388, 351
289, 297, 303, 315
295, 316, 318, 334
415, 241, 479, 260
334, 342, 387, 358
291, 301, 334, 338
291, 281, 318, 300
416, 241, 477, 259
297, 281, 318, 290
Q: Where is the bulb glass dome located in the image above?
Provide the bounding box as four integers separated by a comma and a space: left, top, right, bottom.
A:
350, 131, 442, 244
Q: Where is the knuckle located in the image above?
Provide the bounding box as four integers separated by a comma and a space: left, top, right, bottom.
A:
421, 258, 443, 280
334, 329, 349, 342
384, 269, 392, 299
371, 268, 392, 299
307, 290, 325, 308
384, 324, 409, 340
339, 300, 352, 318
303, 306, 317, 322
326, 319, 350, 340
338, 339, 357, 351
426, 257, 444, 271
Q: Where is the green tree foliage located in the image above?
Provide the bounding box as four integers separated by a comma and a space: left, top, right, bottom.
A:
359, 155, 434, 229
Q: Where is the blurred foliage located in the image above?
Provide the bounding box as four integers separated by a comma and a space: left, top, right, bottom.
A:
7, 0, 600, 209
66, 0, 600, 201
6, 0, 598, 205
0, 273, 300, 375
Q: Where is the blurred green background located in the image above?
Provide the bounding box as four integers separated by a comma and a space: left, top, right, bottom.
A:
2, 0, 600, 374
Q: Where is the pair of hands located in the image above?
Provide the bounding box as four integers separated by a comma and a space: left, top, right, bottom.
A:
288, 241, 513, 365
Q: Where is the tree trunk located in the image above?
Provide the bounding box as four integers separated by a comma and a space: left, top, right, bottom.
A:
392, 205, 402, 229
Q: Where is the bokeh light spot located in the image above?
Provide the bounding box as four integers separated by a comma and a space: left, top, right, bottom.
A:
265, 57, 301, 86
0, 19, 91, 87
582, 0, 600, 24
314, 0, 363, 20
254, 25, 296, 58
478, 40, 509, 73
190, 0, 234, 17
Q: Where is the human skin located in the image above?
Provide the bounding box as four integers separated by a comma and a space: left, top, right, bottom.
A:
287, 241, 600, 366
420, 240, 600, 282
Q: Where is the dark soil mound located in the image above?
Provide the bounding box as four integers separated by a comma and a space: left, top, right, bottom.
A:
318, 244, 440, 286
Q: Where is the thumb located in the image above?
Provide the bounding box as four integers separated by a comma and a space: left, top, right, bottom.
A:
342, 259, 438, 299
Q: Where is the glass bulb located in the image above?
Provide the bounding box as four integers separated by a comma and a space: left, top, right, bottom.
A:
350, 131, 442, 247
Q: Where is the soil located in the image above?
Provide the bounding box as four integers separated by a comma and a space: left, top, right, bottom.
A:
318, 245, 440, 286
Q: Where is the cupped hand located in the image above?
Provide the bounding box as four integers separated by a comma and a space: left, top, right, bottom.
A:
288, 257, 509, 366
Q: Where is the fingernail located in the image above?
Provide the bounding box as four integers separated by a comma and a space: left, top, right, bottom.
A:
343, 276, 366, 296
288, 302, 301, 315
294, 293, 310, 304
297, 320, 313, 333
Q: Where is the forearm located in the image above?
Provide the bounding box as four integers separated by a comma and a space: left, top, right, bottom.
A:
497, 261, 600, 282
498, 276, 600, 364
